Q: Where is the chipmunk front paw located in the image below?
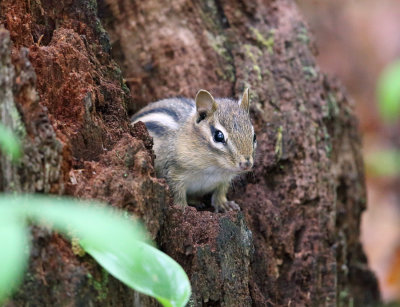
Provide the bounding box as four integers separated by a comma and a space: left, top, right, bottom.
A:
214, 200, 241, 213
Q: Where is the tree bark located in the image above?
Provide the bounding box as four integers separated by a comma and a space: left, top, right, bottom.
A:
0, 0, 380, 306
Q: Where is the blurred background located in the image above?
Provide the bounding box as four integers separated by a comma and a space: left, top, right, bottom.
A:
299, 0, 400, 303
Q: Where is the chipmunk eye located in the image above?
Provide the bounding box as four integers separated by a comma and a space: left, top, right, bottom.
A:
253, 133, 257, 143
214, 130, 225, 143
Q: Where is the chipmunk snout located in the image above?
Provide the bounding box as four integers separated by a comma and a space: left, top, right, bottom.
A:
239, 157, 253, 171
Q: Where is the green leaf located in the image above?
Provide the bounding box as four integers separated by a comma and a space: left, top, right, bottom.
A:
0, 123, 21, 161
84, 241, 191, 307
0, 195, 191, 307
377, 60, 400, 123
365, 149, 400, 177
6, 195, 149, 250
0, 215, 29, 304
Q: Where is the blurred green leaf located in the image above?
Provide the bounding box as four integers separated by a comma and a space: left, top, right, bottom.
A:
377, 60, 400, 123
0, 123, 21, 160
0, 214, 29, 304
0, 195, 191, 307
85, 241, 191, 307
15, 195, 150, 251
365, 149, 400, 177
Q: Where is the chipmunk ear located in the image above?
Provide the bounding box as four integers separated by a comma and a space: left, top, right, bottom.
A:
239, 88, 250, 112
195, 90, 217, 118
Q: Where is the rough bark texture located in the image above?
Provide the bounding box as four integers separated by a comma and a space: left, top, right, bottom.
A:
0, 0, 379, 306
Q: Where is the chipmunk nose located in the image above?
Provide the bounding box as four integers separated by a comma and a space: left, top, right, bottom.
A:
239, 157, 253, 170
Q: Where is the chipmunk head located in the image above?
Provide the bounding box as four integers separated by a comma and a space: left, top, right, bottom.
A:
194, 89, 256, 173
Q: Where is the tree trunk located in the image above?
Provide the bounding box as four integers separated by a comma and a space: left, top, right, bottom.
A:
0, 0, 380, 306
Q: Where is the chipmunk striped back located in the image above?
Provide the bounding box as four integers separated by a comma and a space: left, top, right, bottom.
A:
131, 97, 195, 136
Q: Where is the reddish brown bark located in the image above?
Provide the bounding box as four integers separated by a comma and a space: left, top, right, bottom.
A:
0, 0, 379, 306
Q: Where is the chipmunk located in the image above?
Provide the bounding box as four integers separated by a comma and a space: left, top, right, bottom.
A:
131, 89, 256, 212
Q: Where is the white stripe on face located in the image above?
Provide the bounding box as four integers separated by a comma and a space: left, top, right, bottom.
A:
209, 121, 238, 154
214, 121, 228, 143
133, 113, 179, 130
